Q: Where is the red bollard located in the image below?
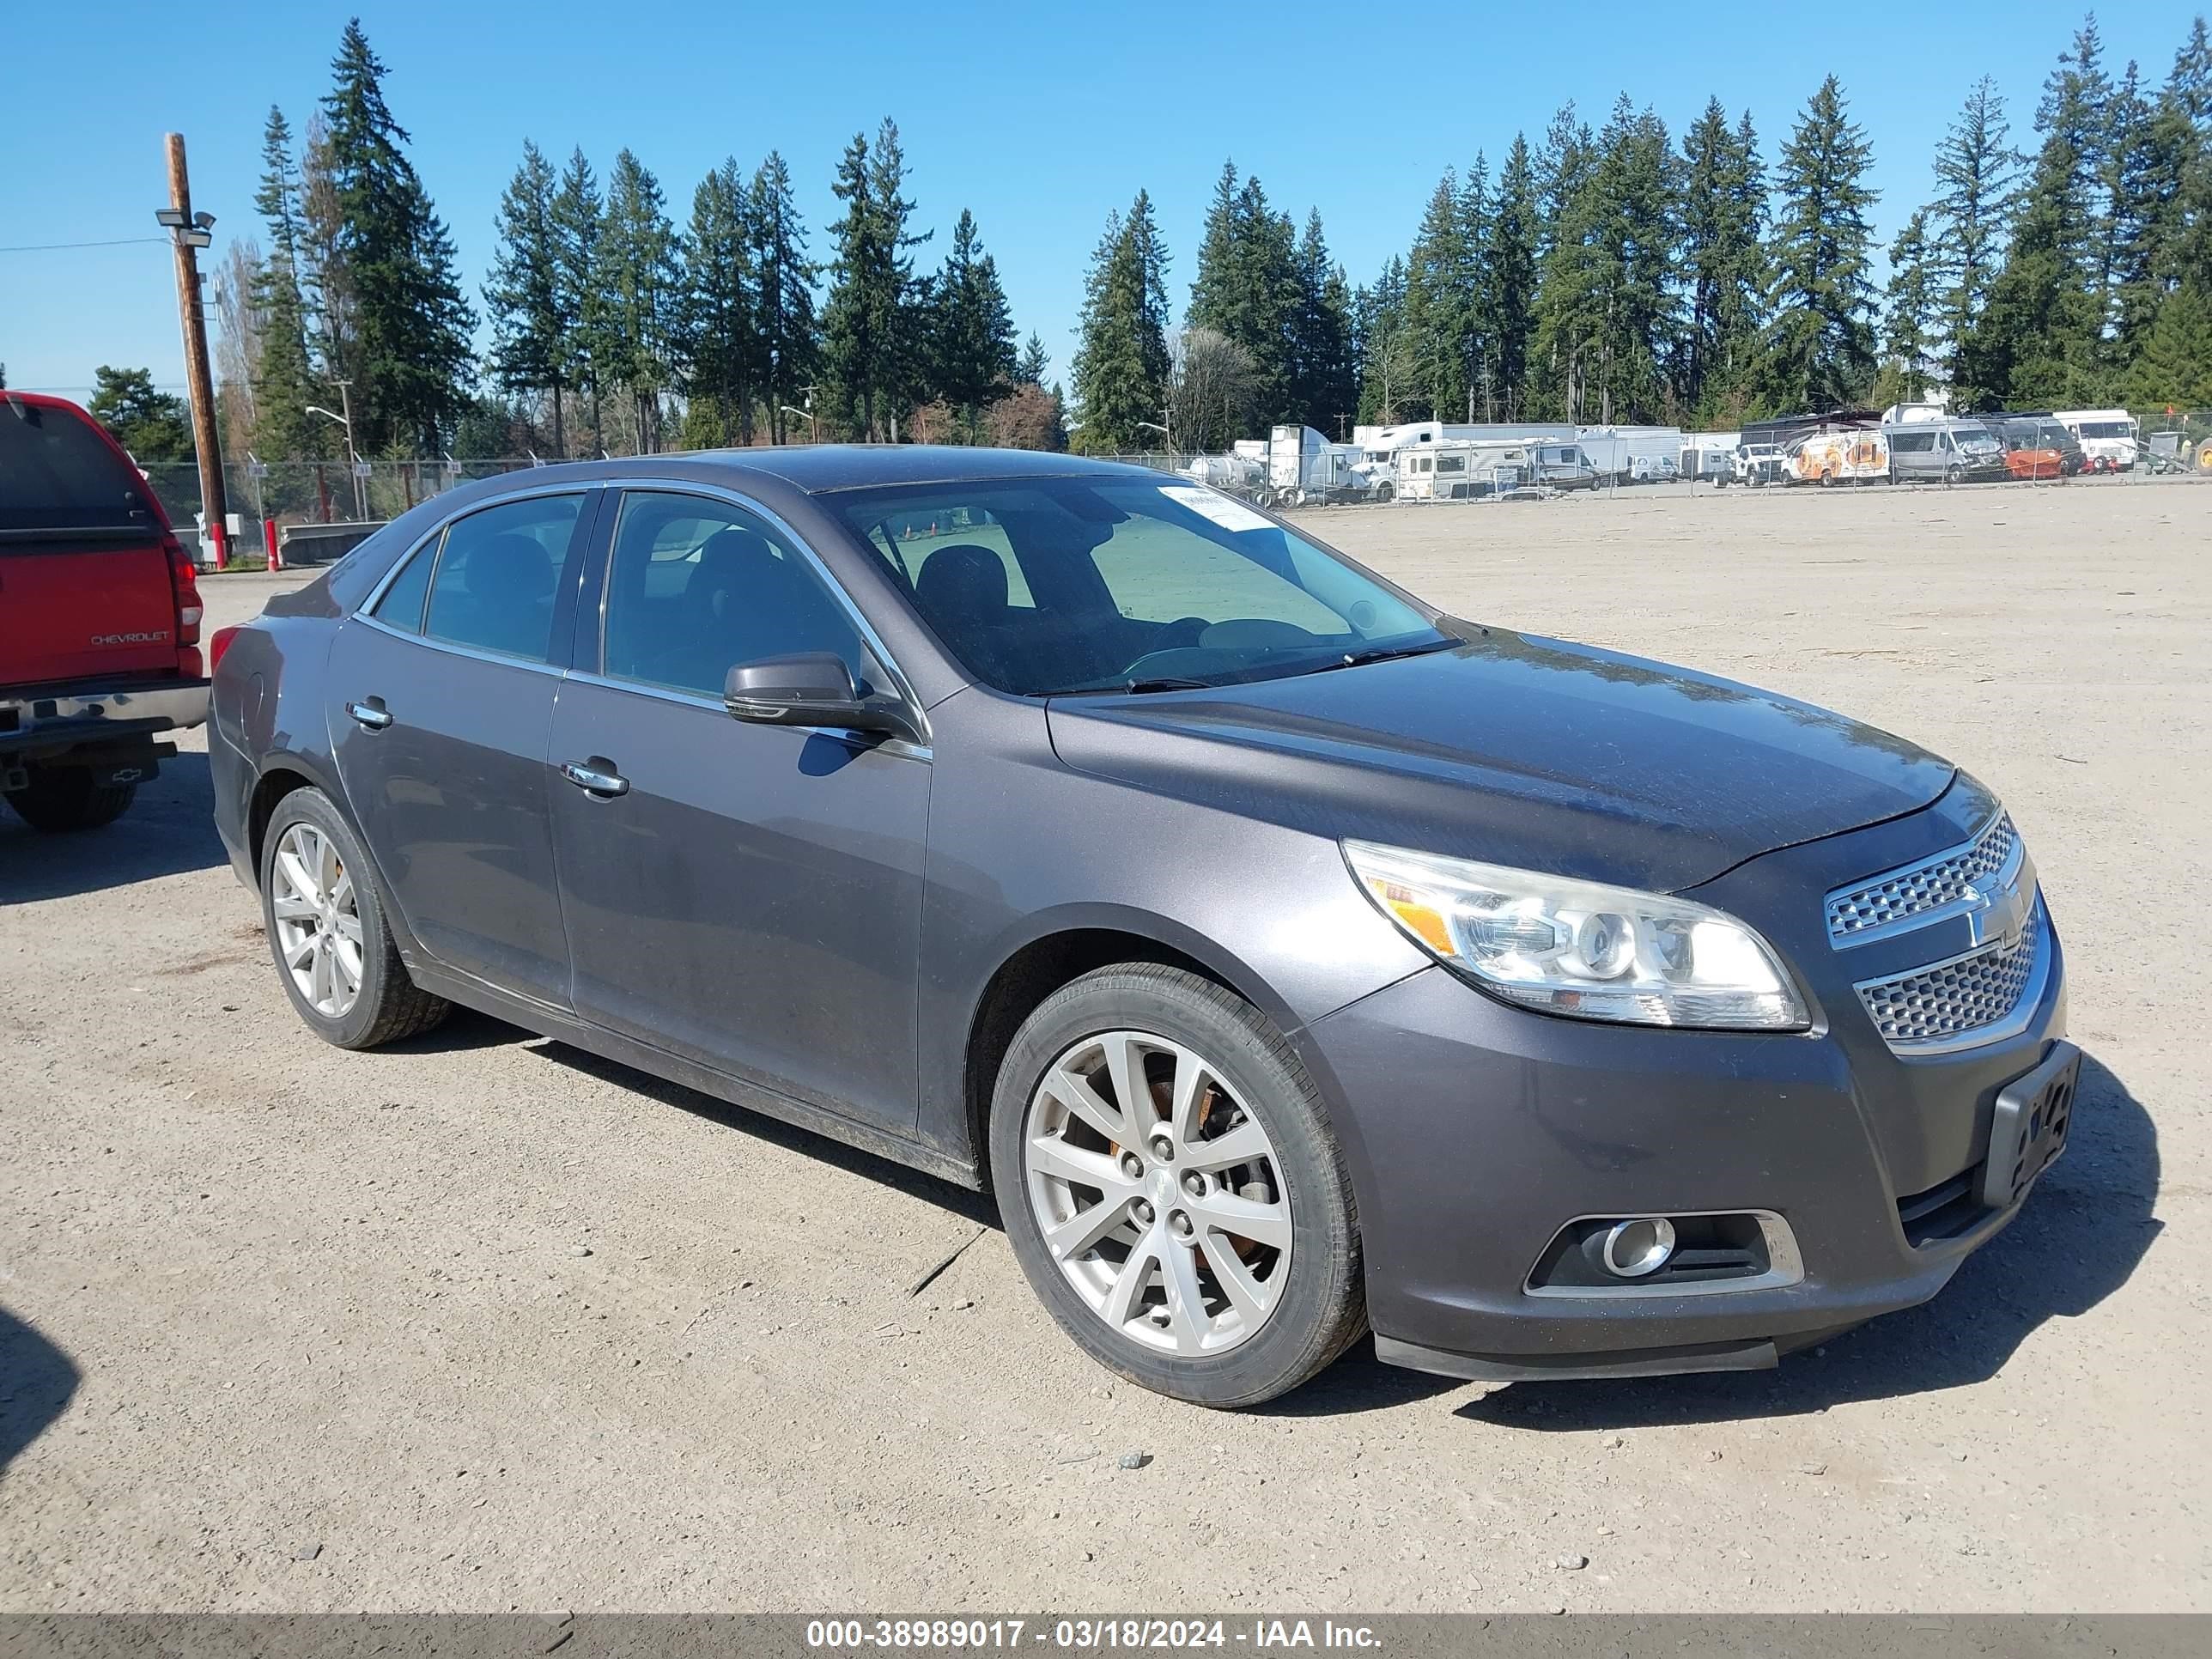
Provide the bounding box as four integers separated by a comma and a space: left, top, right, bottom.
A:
264, 517, 281, 572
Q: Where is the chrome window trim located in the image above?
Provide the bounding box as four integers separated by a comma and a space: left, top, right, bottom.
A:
1824, 808, 2023, 949
352, 611, 569, 679
561, 667, 933, 763
1522, 1211, 1804, 1299
588, 477, 933, 750
1853, 895, 2051, 1057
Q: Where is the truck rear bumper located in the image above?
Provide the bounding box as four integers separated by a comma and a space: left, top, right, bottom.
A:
0, 679, 210, 755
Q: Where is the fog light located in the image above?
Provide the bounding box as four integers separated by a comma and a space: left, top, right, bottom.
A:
1601, 1217, 1677, 1279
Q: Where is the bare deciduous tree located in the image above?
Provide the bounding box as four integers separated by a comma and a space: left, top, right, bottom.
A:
1168, 326, 1259, 455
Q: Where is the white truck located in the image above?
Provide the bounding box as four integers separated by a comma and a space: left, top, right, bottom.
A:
1264, 425, 1382, 506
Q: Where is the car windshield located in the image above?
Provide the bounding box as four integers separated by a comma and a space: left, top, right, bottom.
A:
832, 477, 1450, 696
1954, 425, 1998, 449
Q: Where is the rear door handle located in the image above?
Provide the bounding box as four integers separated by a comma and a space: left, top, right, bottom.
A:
346, 698, 392, 730
559, 758, 629, 798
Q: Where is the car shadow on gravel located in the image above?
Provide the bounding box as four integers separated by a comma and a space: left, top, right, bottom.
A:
529, 1039, 1002, 1228
0, 1306, 80, 1472
1451, 1052, 2159, 1430
0, 752, 225, 904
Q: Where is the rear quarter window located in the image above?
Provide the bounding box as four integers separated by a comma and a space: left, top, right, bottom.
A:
0, 400, 155, 534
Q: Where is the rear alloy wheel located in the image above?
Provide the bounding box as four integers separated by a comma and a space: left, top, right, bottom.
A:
990, 964, 1364, 1408
3, 766, 137, 832
258, 787, 448, 1049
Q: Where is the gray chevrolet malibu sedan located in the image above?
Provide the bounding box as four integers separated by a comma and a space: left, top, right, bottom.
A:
209, 448, 2074, 1407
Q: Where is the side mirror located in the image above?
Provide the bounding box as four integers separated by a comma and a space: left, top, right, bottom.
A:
723, 652, 921, 743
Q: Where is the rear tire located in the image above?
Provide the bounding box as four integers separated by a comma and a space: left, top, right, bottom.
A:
258, 786, 449, 1050
3, 766, 137, 832
988, 963, 1366, 1409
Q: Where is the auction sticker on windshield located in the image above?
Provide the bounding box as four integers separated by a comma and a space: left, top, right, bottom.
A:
1158, 484, 1275, 532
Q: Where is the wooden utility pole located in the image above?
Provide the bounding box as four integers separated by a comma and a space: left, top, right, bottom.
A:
164, 132, 228, 564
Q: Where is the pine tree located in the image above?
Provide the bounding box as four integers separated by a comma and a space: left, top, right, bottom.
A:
1678, 101, 1766, 418
1963, 22, 2115, 405
550, 148, 606, 449
930, 209, 1018, 442
1878, 210, 1942, 403
593, 149, 680, 453
1354, 256, 1413, 423
1927, 77, 2021, 400
2125, 275, 2212, 404
675, 158, 756, 450
1284, 210, 1355, 434
1186, 162, 1302, 422
1070, 193, 1170, 453
248, 106, 325, 461
483, 140, 570, 456
822, 121, 931, 440
1456, 156, 1497, 419
1017, 331, 1050, 387
1531, 103, 1607, 419
1759, 76, 1879, 411
1584, 98, 1677, 424
1404, 169, 1474, 421
749, 151, 817, 445
318, 19, 475, 453
1486, 137, 1540, 419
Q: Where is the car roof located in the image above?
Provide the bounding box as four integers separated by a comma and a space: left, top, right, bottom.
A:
615, 445, 1163, 495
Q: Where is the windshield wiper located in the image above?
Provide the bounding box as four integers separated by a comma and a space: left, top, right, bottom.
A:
1046, 676, 1215, 697
1303, 637, 1462, 675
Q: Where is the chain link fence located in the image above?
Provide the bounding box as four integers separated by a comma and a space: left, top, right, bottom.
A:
141, 418, 2212, 568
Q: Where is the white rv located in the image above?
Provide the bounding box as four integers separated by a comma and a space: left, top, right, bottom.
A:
2052, 409, 2139, 471
1392, 439, 1538, 501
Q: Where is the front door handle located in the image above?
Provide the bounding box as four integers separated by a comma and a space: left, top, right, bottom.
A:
559, 758, 629, 798
346, 698, 392, 731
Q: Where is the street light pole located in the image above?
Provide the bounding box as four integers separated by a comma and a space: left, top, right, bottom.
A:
304, 403, 365, 520
157, 132, 228, 568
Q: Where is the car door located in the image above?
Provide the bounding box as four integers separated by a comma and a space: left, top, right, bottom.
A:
545, 487, 931, 1134
326, 488, 595, 1011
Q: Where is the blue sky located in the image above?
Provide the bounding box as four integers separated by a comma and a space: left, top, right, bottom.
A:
2, 2, 2199, 404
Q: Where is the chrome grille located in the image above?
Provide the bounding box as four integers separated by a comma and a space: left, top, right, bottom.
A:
1827, 813, 2018, 945
1856, 902, 2043, 1051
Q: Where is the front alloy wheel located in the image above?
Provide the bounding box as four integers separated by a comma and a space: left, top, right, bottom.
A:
1023, 1030, 1292, 1355
989, 964, 1365, 1407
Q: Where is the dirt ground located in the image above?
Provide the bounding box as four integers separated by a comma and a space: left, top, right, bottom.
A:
3, 478, 2206, 1613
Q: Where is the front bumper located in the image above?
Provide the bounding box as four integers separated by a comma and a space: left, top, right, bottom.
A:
1304, 794, 2069, 1382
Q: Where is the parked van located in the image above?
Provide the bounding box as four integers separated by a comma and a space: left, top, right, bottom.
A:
1884, 418, 2008, 483
2052, 409, 2139, 471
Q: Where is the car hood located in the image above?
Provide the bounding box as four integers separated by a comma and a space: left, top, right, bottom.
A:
1045, 628, 1954, 893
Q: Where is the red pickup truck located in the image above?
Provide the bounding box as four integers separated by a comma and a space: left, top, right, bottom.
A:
1, 392, 210, 831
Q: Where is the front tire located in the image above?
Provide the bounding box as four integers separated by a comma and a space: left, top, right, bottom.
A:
4, 766, 136, 832
988, 964, 1365, 1408
258, 786, 449, 1050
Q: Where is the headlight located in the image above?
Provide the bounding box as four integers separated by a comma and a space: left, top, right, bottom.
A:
1343, 841, 1809, 1031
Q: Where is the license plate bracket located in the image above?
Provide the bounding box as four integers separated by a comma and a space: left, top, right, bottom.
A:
1980, 1041, 2080, 1211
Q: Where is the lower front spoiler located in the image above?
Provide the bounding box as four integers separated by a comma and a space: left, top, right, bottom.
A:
1374, 1323, 1863, 1383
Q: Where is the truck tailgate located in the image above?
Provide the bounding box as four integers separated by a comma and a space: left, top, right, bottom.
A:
1, 531, 181, 684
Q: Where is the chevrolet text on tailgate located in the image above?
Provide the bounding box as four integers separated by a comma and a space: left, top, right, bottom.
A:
0, 392, 210, 832
208, 448, 2072, 1408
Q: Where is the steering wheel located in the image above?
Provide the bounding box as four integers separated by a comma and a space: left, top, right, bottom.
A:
1145, 616, 1209, 654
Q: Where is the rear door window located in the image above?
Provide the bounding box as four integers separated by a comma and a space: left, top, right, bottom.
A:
420, 494, 586, 664
0, 399, 157, 536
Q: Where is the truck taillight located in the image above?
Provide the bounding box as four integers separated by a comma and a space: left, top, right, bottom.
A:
167, 538, 203, 646
209, 625, 241, 674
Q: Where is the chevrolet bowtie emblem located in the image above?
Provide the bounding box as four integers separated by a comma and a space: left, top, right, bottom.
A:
1963, 870, 2032, 951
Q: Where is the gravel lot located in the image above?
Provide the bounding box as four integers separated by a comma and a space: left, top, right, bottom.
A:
3, 478, 2206, 1613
